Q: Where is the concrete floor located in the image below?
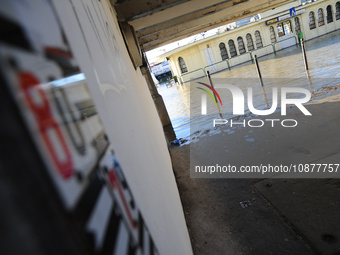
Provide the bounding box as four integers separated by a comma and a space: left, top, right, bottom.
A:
170, 93, 340, 254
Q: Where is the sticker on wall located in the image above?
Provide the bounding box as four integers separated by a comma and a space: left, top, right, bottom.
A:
0, 44, 107, 208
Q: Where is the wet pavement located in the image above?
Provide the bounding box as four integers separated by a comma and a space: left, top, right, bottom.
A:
158, 30, 340, 141
170, 93, 340, 255
166, 30, 340, 254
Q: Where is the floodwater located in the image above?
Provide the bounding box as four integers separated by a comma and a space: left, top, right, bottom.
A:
157, 30, 340, 141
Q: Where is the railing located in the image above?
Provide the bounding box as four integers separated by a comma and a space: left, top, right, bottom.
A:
179, 35, 299, 83
180, 68, 205, 83
204, 59, 231, 74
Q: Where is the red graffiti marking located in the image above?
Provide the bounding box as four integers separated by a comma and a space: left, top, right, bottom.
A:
108, 169, 136, 229
19, 71, 73, 179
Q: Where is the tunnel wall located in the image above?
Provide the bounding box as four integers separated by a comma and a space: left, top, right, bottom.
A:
0, 0, 192, 254
53, 1, 193, 254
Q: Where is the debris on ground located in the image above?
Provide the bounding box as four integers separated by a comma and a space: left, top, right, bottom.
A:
311, 84, 340, 98
239, 201, 252, 208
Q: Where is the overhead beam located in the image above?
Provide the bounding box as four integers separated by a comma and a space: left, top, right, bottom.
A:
114, 0, 190, 21
136, 0, 250, 38
138, 0, 289, 45
128, 0, 236, 31
142, 0, 291, 51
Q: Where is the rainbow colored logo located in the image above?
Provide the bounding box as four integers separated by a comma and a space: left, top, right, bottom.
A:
196, 82, 223, 106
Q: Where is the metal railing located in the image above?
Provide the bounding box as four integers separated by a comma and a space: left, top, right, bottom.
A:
180, 68, 205, 83
204, 59, 231, 74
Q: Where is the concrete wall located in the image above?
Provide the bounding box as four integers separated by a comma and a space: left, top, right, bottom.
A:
52, 0, 192, 254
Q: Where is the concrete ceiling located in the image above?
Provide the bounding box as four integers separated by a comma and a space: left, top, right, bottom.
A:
113, 0, 293, 52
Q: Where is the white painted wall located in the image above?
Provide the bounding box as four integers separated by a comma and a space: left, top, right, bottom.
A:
53, 1, 192, 254
300, 0, 340, 40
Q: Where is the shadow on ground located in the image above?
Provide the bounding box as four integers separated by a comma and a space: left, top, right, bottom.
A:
170, 95, 340, 255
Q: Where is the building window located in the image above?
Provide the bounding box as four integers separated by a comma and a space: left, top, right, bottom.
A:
269, 26, 277, 43
228, 40, 237, 57
309, 11, 316, 29
277, 23, 284, 36
336, 2, 340, 20
246, 33, 255, 51
327, 5, 333, 23
237, 37, 246, 54
277, 21, 293, 37
255, 30, 263, 48
318, 8, 325, 26
294, 17, 301, 34
178, 57, 188, 73
219, 42, 229, 60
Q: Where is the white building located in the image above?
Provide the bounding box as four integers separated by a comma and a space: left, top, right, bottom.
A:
159, 0, 340, 82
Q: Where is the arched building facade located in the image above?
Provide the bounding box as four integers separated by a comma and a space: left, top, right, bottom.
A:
162, 0, 340, 82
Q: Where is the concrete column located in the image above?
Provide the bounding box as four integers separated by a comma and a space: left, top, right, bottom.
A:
120, 18, 176, 142
140, 63, 176, 142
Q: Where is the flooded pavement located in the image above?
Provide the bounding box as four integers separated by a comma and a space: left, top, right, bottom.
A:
157, 30, 340, 141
